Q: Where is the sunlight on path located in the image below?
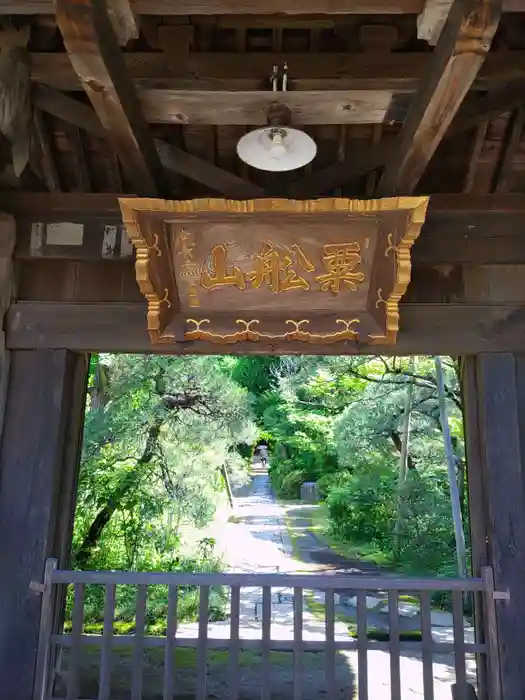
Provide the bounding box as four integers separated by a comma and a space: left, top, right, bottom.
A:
193, 466, 476, 700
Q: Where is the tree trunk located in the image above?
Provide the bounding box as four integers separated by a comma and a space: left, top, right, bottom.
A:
220, 464, 234, 509
75, 420, 162, 567
434, 355, 468, 578
393, 357, 415, 559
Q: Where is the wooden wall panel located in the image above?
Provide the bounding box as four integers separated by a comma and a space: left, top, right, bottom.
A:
0, 350, 88, 700
463, 353, 525, 700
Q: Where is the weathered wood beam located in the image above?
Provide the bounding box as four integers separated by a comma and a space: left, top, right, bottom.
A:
377, 0, 501, 196
0, 0, 428, 15
139, 89, 405, 125
1, 191, 523, 216
463, 121, 488, 193
4, 192, 525, 265
292, 59, 521, 199
11, 201, 525, 265
107, 0, 139, 46
32, 85, 265, 198
29, 51, 525, 93
33, 108, 61, 192
4, 0, 525, 14
7, 301, 525, 355
55, 0, 166, 197
61, 121, 92, 192
0, 215, 15, 444
493, 106, 525, 193
417, 0, 453, 45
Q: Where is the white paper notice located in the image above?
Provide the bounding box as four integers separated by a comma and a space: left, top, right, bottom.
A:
46, 222, 84, 246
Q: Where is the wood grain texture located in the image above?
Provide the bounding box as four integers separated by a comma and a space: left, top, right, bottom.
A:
118, 195, 428, 345
0, 0, 427, 14
4, 0, 525, 13
107, 0, 139, 46
289, 76, 525, 196
55, 0, 166, 197
0, 214, 15, 441
0, 350, 88, 700
139, 89, 399, 125
7, 301, 525, 355
33, 86, 265, 198
377, 0, 502, 196
29, 51, 525, 93
469, 353, 525, 700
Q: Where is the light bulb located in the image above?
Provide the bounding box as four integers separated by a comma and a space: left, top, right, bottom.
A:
269, 132, 287, 160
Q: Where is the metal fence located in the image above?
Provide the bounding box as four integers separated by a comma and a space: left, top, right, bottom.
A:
33, 560, 502, 700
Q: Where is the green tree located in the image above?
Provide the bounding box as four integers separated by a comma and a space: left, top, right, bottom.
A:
74, 354, 256, 570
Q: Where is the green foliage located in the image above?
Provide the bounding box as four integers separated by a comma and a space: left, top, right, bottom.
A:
349, 628, 423, 641
228, 355, 469, 582
74, 354, 257, 627
325, 461, 397, 548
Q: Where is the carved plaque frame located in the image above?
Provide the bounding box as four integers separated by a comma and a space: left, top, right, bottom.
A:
119, 197, 429, 347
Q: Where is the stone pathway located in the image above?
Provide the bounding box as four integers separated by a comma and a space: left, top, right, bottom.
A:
202, 465, 477, 700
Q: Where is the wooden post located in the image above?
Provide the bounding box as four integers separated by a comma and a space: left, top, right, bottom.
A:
0, 349, 88, 700
0, 213, 15, 442
463, 353, 525, 700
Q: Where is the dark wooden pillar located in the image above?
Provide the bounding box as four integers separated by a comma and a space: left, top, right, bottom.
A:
0, 349, 88, 700
463, 353, 525, 700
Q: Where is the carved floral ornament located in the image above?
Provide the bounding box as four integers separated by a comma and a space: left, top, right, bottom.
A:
119, 197, 429, 348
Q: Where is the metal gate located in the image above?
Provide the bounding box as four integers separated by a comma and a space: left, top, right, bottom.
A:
33, 559, 503, 700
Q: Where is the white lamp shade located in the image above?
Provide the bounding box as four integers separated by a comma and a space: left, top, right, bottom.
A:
237, 126, 317, 172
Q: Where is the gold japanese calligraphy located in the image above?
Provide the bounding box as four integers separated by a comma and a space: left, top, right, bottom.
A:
175, 228, 202, 307
119, 196, 430, 346
316, 243, 365, 294
201, 244, 245, 290
246, 242, 316, 292
197, 239, 363, 295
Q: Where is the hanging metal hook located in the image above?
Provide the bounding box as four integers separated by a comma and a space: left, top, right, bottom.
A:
269, 64, 279, 91
282, 62, 289, 92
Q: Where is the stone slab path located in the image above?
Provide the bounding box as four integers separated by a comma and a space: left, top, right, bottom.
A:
201, 465, 478, 700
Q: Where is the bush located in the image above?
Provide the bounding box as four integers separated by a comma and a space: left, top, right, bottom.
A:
269, 458, 306, 499
325, 461, 397, 548
349, 627, 423, 642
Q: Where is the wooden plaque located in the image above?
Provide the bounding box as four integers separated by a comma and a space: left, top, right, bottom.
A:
119, 197, 429, 347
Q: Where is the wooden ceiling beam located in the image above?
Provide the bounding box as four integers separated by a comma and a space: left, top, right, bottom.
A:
55, 0, 166, 197
30, 51, 525, 93
107, 0, 139, 46
4, 0, 525, 14
376, 0, 502, 197
288, 76, 525, 197
7, 302, 525, 356
139, 89, 406, 125
32, 85, 265, 198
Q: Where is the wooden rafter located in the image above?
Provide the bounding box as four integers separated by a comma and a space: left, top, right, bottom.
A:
3, 0, 525, 13
417, 0, 453, 45
29, 51, 525, 93
376, 0, 502, 196
32, 85, 266, 198
493, 107, 525, 193
288, 76, 525, 197
55, 0, 166, 197
138, 89, 405, 125
106, 0, 139, 46
33, 109, 60, 192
